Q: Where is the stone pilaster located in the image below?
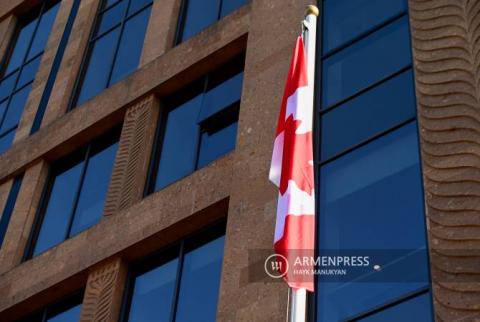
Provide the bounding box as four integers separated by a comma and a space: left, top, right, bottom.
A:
79, 258, 128, 322
139, 0, 182, 67
104, 94, 160, 216
409, 0, 480, 320
0, 161, 49, 274
40, 0, 102, 127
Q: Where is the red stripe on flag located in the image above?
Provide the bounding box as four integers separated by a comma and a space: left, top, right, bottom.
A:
274, 215, 315, 292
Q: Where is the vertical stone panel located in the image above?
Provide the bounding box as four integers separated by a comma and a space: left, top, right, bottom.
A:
15, 0, 76, 141
79, 258, 127, 322
0, 161, 49, 274
139, 0, 182, 67
409, 0, 480, 320
40, 0, 102, 127
104, 94, 160, 216
216, 1, 309, 321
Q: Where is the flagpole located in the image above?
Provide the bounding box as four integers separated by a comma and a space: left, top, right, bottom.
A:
288, 5, 318, 322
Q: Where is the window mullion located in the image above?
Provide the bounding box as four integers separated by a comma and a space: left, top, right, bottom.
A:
169, 240, 186, 322
64, 144, 91, 239
105, 0, 133, 88
217, 0, 223, 20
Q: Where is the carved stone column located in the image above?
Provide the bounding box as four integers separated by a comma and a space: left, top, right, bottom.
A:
104, 94, 160, 216
409, 0, 480, 320
79, 258, 128, 322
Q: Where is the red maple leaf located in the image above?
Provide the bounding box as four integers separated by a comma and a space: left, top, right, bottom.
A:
279, 115, 314, 196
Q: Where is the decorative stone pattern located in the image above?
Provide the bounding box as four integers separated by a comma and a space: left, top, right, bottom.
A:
410, 0, 480, 320
104, 95, 159, 216
79, 258, 127, 322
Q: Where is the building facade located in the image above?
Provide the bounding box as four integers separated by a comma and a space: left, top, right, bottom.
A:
0, 0, 477, 321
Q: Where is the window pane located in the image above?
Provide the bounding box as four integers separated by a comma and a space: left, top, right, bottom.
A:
154, 95, 202, 191
1, 83, 32, 132
47, 304, 82, 322
76, 28, 120, 106
97, 1, 127, 36
220, 0, 247, 18
17, 55, 42, 88
128, 0, 152, 16
322, 16, 411, 108
109, 7, 151, 85
323, 0, 407, 53
69, 140, 118, 236
0, 176, 22, 247
5, 19, 36, 74
199, 72, 243, 122
180, 0, 220, 42
0, 72, 18, 102
33, 161, 83, 256
358, 293, 432, 321
175, 236, 225, 322
128, 258, 178, 322
104, 0, 122, 9
0, 100, 7, 127
317, 123, 430, 321
197, 121, 237, 168
28, 2, 61, 60
0, 128, 15, 154
321, 69, 416, 160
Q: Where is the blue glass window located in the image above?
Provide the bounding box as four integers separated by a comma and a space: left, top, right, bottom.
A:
73, 0, 152, 107
0, 175, 23, 247
28, 129, 119, 258
16, 293, 82, 322
124, 224, 225, 322
322, 16, 412, 108
317, 124, 431, 321
177, 0, 248, 43
321, 70, 416, 161
151, 56, 244, 191
0, 1, 60, 154
316, 2, 432, 321
357, 292, 433, 321
323, 0, 407, 54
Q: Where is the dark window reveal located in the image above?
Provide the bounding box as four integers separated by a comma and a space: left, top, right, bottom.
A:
149, 55, 244, 192
16, 292, 83, 322
26, 129, 120, 258
0, 1, 61, 154
72, 0, 153, 107
122, 223, 226, 322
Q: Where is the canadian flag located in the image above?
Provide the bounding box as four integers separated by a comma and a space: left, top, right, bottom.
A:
269, 37, 315, 292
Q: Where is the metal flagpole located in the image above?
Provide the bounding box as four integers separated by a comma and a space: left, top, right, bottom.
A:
288, 5, 318, 322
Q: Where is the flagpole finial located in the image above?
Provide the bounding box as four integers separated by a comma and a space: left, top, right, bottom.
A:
305, 5, 319, 17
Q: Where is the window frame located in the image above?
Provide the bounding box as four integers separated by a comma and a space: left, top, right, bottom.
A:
68, 0, 153, 110
0, 0, 60, 152
145, 54, 245, 195
23, 127, 121, 260
311, 1, 434, 321
119, 220, 226, 322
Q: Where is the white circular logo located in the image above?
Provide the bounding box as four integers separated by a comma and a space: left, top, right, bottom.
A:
264, 253, 289, 279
